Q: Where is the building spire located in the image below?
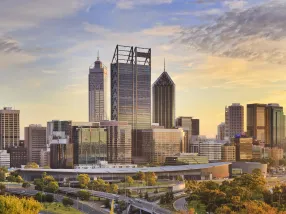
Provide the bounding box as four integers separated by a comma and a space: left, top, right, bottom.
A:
97, 50, 100, 61
164, 58, 166, 72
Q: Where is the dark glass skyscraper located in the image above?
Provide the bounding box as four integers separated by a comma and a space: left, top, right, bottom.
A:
152, 64, 175, 129
111, 45, 151, 157
111, 45, 151, 130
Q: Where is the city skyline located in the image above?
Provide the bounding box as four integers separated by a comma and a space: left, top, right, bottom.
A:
1, 0, 286, 138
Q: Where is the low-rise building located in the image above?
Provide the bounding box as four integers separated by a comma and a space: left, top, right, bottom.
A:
221, 145, 236, 162
8, 147, 27, 168
165, 153, 208, 165
0, 150, 10, 167
252, 145, 263, 160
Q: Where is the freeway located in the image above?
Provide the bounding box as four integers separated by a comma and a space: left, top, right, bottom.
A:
173, 196, 188, 212
59, 187, 172, 214
5, 188, 105, 214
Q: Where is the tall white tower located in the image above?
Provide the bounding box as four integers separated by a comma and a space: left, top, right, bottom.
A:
89, 54, 107, 122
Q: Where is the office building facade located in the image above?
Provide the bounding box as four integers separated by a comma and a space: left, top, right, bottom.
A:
72, 124, 107, 166
24, 125, 47, 165
221, 145, 236, 162
176, 116, 192, 151
266, 104, 284, 147
235, 137, 253, 161
0, 107, 20, 149
247, 104, 267, 142
8, 147, 27, 168
100, 121, 132, 164
152, 67, 175, 129
217, 122, 225, 141
192, 119, 200, 135
225, 104, 244, 138
138, 128, 186, 164
89, 56, 108, 122
0, 150, 10, 167
197, 141, 222, 161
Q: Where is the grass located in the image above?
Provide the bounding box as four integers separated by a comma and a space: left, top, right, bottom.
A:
42, 202, 83, 214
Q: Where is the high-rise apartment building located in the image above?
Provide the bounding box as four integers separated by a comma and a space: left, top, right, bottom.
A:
8, 147, 27, 168
266, 104, 284, 147
89, 55, 108, 122
225, 103, 244, 138
217, 122, 225, 141
24, 125, 47, 165
0, 107, 20, 149
192, 119, 200, 135
247, 104, 267, 142
152, 63, 175, 129
111, 45, 151, 155
100, 121, 132, 164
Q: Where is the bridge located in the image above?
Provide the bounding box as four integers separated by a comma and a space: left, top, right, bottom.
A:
59, 187, 172, 214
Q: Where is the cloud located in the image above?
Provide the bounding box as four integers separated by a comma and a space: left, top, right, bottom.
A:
223, 0, 248, 10
174, 8, 222, 17
179, 0, 286, 64
42, 70, 57, 74
142, 25, 182, 36
0, 0, 91, 32
116, 0, 172, 9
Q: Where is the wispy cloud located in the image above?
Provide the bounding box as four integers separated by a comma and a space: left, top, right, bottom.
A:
115, 0, 172, 9
179, 1, 286, 64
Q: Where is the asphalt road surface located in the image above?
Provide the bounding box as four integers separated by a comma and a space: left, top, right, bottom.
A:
173, 196, 188, 212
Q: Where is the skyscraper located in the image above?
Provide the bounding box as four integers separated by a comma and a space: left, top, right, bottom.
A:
24, 124, 47, 165
0, 107, 20, 149
111, 45, 151, 130
89, 54, 108, 122
111, 45, 151, 157
247, 104, 267, 142
225, 103, 244, 138
217, 122, 225, 141
152, 60, 175, 128
266, 104, 284, 147
192, 119, 200, 135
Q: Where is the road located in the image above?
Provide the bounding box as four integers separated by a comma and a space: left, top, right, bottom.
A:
173, 196, 188, 212
5, 187, 105, 214
59, 187, 172, 214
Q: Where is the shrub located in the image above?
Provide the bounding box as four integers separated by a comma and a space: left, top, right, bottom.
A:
77, 190, 91, 201
34, 192, 46, 202
62, 197, 74, 206
45, 194, 54, 203
22, 182, 31, 188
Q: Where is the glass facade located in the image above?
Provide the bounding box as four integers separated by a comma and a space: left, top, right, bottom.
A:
247, 104, 266, 142
152, 71, 175, 129
235, 137, 253, 160
73, 127, 107, 165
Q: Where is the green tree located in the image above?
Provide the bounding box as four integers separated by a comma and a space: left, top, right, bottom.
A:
0, 171, 5, 182
34, 178, 44, 191
62, 197, 74, 206
135, 171, 145, 181
77, 190, 91, 201
43, 175, 55, 185
22, 182, 31, 188
109, 184, 119, 194
126, 176, 134, 186
77, 174, 90, 188
34, 192, 46, 202
144, 192, 149, 200
25, 162, 39, 168
0, 183, 5, 195
45, 194, 54, 203
145, 172, 157, 186
15, 175, 23, 183
45, 181, 59, 193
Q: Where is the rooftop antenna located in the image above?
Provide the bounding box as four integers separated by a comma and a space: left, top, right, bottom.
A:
164, 58, 166, 72
97, 50, 100, 61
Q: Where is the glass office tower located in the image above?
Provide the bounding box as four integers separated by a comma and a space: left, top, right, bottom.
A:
111, 45, 151, 157
152, 67, 175, 129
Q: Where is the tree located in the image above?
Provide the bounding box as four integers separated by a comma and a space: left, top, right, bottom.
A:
15, 175, 23, 183
176, 175, 184, 181
45, 181, 59, 193
135, 171, 145, 181
241, 201, 278, 214
88, 179, 109, 192
34, 192, 46, 202
62, 197, 74, 206
109, 184, 119, 194
25, 162, 39, 169
0, 183, 5, 195
126, 176, 134, 186
0, 195, 42, 214
0, 171, 5, 182
45, 194, 54, 203
77, 174, 90, 188
22, 182, 31, 188
145, 172, 157, 186
77, 190, 91, 201
34, 178, 44, 191
43, 175, 55, 184
43, 165, 51, 169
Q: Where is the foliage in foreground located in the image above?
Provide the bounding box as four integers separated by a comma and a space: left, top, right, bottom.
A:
184, 169, 286, 213
0, 195, 42, 214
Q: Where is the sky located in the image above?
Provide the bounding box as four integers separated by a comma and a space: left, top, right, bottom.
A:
1, 0, 286, 138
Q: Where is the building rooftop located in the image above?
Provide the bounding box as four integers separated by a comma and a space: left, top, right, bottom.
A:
19, 162, 231, 174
